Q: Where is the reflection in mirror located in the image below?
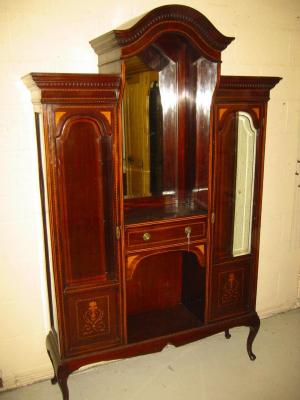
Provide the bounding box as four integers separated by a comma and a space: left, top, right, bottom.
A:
190, 57, 217, 210
232, 112, 257, 256
122, 54, 177, 199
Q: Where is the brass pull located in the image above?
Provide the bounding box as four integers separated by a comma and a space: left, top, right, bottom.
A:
143, 232, 151, 241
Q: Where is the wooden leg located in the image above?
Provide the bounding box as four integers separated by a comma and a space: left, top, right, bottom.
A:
47, 350, 58, 385
247, 316, 260, 361
225, 329, 231, 339
57, 367, 70, 400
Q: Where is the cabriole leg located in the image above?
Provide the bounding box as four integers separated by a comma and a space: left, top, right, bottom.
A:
247, 316, 260, 361
57, 367, 70, 400
47, 350, 58, 385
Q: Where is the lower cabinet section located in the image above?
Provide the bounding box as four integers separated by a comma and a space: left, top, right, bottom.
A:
63, 285, 121, 357
209, 260, 251, 321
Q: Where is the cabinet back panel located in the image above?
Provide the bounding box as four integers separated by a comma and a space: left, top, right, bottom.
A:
126, 252, 182, 315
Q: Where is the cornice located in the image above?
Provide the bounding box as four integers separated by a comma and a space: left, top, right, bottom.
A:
23, 73, 121, 90
219, 76, 282, 90
22, 73, 121, 105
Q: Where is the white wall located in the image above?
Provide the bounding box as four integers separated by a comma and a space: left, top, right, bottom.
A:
0, 0, 299, 390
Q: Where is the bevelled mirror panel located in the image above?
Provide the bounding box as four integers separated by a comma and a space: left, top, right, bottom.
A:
122, 54, 177, 199
213, 110, 257, 262
232, 112, 257, 256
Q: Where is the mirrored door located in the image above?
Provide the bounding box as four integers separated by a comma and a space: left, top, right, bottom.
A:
213, 108, 259, 263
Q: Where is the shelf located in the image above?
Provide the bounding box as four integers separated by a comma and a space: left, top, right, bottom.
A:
127, 303, 203, 343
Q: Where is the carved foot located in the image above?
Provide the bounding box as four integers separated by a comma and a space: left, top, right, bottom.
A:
247, 316, 260, 361
225, 329, 231, 339
51, 375, 58, 385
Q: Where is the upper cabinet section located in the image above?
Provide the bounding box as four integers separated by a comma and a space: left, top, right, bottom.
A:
90, 4, 234, 73
23, 73, 123, 285
91, 5, 234, 223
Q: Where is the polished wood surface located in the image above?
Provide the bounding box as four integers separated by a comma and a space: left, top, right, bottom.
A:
125, 216, 206, 251
24, 5, 281, 400
23, 73, 124, 364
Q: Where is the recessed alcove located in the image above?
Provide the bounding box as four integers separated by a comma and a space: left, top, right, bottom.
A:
126, 251, 205, 343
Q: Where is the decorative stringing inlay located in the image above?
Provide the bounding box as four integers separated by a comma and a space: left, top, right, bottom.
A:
218, 108, 226, 120
195, 244, 205, 253
221, 272, 240, 305
100, 111, 112, 126
126, 255, 139, 280
55, 111, 66, 126
77, 297, 110, 339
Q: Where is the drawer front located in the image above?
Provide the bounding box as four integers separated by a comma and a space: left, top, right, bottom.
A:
125, 218, 207, 251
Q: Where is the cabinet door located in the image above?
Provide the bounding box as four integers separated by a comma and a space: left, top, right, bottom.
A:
54, 109, 120, 285
210, 260, 251, 320
210, 105, 265, 321
212, 107, 261, 263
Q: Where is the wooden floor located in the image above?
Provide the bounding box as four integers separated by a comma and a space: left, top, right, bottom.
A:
1, 308, 299, 400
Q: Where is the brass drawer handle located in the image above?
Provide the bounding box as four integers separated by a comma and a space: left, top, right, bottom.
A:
143, 232, 151, 241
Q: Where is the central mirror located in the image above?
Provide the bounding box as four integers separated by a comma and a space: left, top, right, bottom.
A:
122, 52, 177, 198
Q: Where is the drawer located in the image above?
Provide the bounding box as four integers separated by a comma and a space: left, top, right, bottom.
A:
125, 218, 207, 251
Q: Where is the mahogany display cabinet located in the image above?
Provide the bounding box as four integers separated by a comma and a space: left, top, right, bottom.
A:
23, 5, 281, 399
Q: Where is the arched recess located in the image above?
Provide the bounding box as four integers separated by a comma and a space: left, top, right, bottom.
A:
126, 244, 205, 280
126, 247, 206, 342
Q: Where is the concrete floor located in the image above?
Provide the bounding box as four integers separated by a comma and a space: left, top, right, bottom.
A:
1, 308, 299, 400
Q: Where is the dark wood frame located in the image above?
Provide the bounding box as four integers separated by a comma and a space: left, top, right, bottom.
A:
23, 6, 281, 400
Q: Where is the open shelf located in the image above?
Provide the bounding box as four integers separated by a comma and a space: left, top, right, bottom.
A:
126, 251, 206, 343
127, 302, 203, 343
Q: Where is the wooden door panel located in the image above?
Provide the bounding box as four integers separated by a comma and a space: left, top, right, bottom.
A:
56, 112, 116, 285
63, 285, 121, 357
210, 261, 251, 321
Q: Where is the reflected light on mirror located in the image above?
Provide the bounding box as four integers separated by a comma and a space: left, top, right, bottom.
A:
196, 89, 212, 112
160, 84, 177, 113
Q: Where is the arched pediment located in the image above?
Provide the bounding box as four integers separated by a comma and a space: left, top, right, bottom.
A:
90, 4, 234, 71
